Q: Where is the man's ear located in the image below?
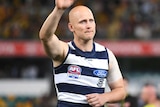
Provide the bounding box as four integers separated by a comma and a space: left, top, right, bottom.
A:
68, 23, 74, 32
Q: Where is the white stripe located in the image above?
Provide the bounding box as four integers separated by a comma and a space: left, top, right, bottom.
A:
94, 42, 106, 51
58, 92, 88, 104
68, 42, 76, 50
54, 73, 106, 88
65, 54, 108, 69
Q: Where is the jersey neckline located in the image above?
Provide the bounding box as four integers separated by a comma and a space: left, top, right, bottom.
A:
71, 41, 96, 57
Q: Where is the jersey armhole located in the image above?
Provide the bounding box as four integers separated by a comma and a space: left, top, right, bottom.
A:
105, 48, 109, 66
54, 45, 70, 70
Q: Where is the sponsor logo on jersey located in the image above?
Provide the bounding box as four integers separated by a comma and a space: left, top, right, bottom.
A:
67, 65, 82, 79
93, 70, 107, 78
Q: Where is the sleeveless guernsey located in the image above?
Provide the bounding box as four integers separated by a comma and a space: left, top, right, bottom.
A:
54, 41, 109, 107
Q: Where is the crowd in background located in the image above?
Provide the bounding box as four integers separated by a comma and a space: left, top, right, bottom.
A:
0, 58, 52, 79
0, 0, 160, 40
0, 95, 57, 107
0, 58, 57, 107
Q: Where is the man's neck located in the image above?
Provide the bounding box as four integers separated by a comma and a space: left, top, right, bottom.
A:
73, 39, 93, 52
148, 99, 160, 105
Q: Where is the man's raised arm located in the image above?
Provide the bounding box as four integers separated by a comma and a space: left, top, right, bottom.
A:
39, 0, 75, 61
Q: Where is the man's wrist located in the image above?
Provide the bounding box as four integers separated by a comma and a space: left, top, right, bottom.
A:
55, 6, 66, 12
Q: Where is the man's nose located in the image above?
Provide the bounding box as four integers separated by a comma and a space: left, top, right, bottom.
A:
86, 22, 92, 29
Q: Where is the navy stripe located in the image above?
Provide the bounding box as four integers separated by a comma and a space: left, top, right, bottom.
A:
57, 100, 91, 107
70, 50, 108, 59
95, 51, 108, 59
71, 41, 96, 58
105, 47, 109, 65
54, 64, 108, 78
70, 41, 108, 59
54, 64, 68, 74
57, 83, 104, 95
57, 100, 104, 107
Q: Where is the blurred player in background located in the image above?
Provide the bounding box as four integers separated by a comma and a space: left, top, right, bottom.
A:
39, 0, 126, 107
140, 83, 160, 107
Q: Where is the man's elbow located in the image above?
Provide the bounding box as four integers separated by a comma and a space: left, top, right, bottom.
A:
39, 29, 46, 40
39, 29, 51, 41
121, 88, 127, 100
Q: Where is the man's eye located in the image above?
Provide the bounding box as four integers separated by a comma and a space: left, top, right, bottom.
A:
89, 19, 94, 23
80, 21, 86, 24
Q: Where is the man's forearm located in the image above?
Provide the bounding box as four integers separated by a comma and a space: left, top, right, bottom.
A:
39, 7, 65, 40
104, 87, 126, 103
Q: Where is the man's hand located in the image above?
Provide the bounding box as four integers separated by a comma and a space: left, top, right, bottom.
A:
55, 0, 75, 9
86, 93, 106, 107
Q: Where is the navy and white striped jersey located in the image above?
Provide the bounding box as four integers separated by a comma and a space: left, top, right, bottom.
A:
54, 41, 112, 107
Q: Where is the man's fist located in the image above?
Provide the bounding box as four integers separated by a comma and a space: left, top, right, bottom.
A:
55, 0, 75, 9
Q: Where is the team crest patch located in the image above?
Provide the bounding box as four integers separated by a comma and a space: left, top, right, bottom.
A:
93, 70, 107, 78
67, 65, 82, 79
93, 70, 107, 87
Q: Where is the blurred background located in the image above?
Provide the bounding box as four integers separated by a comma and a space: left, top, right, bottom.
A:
0, 0, 160, 107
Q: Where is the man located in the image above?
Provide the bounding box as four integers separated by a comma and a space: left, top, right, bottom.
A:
140, 83, 160, 107
39, 0, 126, 107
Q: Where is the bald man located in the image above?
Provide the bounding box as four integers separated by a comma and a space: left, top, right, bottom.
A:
39, 0, 126, 107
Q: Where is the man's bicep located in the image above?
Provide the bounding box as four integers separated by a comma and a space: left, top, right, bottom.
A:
41, 34, 67, 60
107, 49, 122, 83
108, 78, 124, 90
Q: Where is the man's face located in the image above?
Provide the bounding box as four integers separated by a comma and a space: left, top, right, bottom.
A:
141, 87, 149, 103
68, 6, 96, 41
140, 85, 157, 103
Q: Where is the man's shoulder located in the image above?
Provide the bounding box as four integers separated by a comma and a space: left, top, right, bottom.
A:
67, 41, 75, 50
94, 42, 107, 51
